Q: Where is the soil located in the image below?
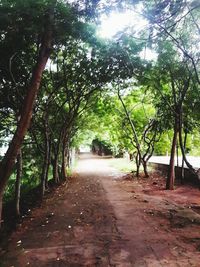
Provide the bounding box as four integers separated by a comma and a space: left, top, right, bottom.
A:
1, 153, 200, 266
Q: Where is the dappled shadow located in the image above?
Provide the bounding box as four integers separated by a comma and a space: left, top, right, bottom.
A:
2, 157, 200, 266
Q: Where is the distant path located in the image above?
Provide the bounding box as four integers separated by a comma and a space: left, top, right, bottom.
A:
1, 153, 200, 266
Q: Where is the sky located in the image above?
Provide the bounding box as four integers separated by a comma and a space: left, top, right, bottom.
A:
45, 5, 158, 73
98, 10, 158, 61
98, 10, 147, 39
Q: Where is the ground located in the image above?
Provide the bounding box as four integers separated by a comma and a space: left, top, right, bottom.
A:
1, 154, 200, 266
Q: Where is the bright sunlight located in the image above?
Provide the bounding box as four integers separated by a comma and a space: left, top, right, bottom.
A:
98, 10, 148, 39
98, 9, 157, 61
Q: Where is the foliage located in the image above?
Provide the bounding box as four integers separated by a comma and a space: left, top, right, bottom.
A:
0, 0, 200, 223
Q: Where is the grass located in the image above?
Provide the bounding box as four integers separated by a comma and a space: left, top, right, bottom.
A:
108, 158, 135, 173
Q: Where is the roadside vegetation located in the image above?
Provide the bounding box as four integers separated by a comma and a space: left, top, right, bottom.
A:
108, 158, 135, 173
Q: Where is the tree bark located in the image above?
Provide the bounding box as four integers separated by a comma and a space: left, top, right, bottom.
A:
61, 145, 67, 180
135, 152, 141, 177
143, 160, 149, 178
181, 131, 187, 183
15, 150, 22, 218
166, 117, 179, 190
45, 139, 51, 189
52, 135, 62, 184
0, 191, 3, 226
118, 89, 142, 176
40, 113, 50, 197
178, 113, 200, 186
61, 131, 71, 180
176, 140, 179, 167
0, 18, 52, 226
53, 156, 60, 184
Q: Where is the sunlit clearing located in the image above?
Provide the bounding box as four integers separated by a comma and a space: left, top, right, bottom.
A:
98, 10, 148, 39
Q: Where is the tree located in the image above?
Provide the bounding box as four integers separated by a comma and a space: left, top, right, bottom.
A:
117, 82, 161, 177
0, 0, 94, 225
141, 0, 200, 83
147, 40, 195, 189
0, 2, 53, 224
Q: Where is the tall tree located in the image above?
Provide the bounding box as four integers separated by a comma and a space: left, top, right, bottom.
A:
0, 0, 91, 225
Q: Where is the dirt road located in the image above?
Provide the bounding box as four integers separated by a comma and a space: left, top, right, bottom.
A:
1, 154, 200, 266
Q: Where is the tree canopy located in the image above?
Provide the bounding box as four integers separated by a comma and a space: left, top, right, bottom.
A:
0, 0, 199, 226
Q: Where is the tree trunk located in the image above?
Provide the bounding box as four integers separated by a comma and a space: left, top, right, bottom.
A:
118, 91, 141, 154
176, 140, 179, 167
53, 156, 59, 184
61, 145, 67, 180
181, 131, 187, 184
15, 150, 22, 218
143, 160, 149, 178
40, 113, 50, 197
62, 134, 71, 180
178, 112, 198, 184
45, 139, 51, 189
66, 146, 71, 169
135, 152, 141, 177
0, 191, 3, 226
40, 142, 50, 197
136, 165, 140, 177
166, 117, 179, 190
52, 137, 62, 184
0, 22, 52, 226
118, 88, 142, 176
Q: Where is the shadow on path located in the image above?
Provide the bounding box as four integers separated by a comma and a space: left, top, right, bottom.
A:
1, 153, 200, 266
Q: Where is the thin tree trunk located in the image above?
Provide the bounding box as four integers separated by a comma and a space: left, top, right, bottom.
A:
166, 117, 179, 190
41, 142, 49, 197
40, 113, 50, 197
176, 140, 179, 167
66, 146, 71, 169
118, 90, 141, 155
15, 150, 22, 218
52, 133, 62, 184
61, 146, 67, 180
135, 152, 141, 177
118, 89, 142, 176
45, 139, 51, 188
0, 191, 3, 226
0, 20, 52, 226
62, 133, 71, 180
143, 160, 149, 178
178, 113, 200, 187
181, 131, 187, 184
53, 156, 59, 184
136, 165, 140, 177
52, 125, 65, 184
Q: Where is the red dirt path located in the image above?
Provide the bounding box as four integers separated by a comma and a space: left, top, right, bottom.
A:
1, 154, 200, 266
